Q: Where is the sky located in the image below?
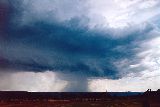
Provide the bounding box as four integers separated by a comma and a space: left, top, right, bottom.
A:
0, 0, 160, 92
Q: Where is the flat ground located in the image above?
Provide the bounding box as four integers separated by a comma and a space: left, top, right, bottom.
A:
0, 98, 155, 107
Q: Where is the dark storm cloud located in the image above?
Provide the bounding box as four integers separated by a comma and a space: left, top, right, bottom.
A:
0, 18, 148, 79
0, 0, 157, 80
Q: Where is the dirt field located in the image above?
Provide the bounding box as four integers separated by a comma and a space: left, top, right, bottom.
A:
0, 91, 160, 107
0, 98, 150, 107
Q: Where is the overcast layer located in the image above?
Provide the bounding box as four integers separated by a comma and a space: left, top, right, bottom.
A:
0, 0, 160, 92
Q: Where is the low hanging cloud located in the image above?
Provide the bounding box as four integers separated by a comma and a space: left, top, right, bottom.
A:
0, 0, 160, 91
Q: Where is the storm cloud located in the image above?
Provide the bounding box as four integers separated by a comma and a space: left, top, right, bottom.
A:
0, 0, 160, 91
